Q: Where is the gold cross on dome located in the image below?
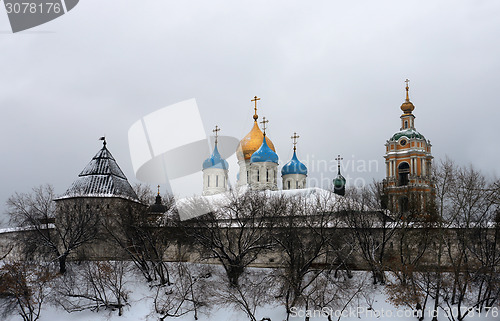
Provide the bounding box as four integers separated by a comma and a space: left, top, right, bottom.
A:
291, 132, 300, 151
213, 125, 220, 144
260, 117, 269, 135
405, 79, 410, 101
251, 96, 260, 120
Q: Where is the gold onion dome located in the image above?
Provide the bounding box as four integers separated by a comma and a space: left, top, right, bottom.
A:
237, 96, 276, 161
237, 121, 276, 160
400, 81, 415, 114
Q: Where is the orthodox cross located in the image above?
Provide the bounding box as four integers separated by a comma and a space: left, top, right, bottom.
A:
405, 79, 410, 101
213, 125, 220, 145
291, 132, 299, 151
335, 154, 343, 173
260, 117, 269, 135
251, 96, 260, 120
157, 185, 160, 196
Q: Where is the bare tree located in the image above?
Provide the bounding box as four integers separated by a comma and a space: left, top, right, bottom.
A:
184, 190, 278, 287
0, 261, 55, 321
55, 261, 131, 316
307, 272, 367, 321
214, 268, 276, 321
105, 206, 173, 285
103, 184, 176, 286
153, 263, 212, 320
344, 185, 398, 285
6, 184, 100, 274
385, 196, 436, 318
272, 193, 341, 320
394, 159, 500, 321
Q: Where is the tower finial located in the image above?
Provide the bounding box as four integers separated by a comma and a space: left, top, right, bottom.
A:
157, 185, 160, 196
213, 125, 220, 145
335, 154, 343, 175
260, 117, 269, 136
291, 132, 300, 151
99, 136, 106, 146
405, 79, 410, 102
251, 96, 260, 121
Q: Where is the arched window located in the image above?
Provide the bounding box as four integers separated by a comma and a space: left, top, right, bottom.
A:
266, 169, 269, 182
207, 175, 210, 187
257, 169, 260, 182
216, 175, 219, 187
404, 120, 408, 129
398, 162, 410, 186
287, 180, 290, 189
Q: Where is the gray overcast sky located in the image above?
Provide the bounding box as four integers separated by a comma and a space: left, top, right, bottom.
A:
1, 0, 499, 224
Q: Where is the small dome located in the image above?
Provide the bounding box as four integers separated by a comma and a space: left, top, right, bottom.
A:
237, 121, 276, 161
401, 82, 415, 114
149, 194, 167, 213
250, 136, 279, 164
400, 101, 415, 114
203, 145, 229, 170
333, 174, 346, 189
390, 129, 425, 141
281, 151, 307, 176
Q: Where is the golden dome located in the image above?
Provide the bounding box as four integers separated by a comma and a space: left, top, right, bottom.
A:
400, 101, 415, 114
400, 80, 415, 114
236, 121, 276, 160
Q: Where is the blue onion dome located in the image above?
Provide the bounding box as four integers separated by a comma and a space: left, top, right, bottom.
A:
390, 129, 425, 141
281, 151, 308, 176
250, 136, 279, 164
202, 144, 229, 170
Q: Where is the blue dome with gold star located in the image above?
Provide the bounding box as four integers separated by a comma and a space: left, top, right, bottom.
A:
203, 145, 228, 170
250, 136, 279, 164
281, 151, 307, 176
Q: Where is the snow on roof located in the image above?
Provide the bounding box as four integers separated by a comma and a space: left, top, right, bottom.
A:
0, 224, 55, 235
175, 187, 370, 221
55, 144, 139, 202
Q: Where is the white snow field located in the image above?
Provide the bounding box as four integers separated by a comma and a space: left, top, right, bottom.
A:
2, 263, 496, 321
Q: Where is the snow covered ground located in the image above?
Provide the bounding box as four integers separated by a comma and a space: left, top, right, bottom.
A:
34, 283, 499, 321
3, 264, 496, 321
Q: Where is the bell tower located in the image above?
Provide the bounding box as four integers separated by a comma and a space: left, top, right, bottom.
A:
383, 80, 434, 216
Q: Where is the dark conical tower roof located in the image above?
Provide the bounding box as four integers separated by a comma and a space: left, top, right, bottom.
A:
57, 141, 139, 202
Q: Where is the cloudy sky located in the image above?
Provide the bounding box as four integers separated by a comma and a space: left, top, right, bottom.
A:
1, 0, 499, 224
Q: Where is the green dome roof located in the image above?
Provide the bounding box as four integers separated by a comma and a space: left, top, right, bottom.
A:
390, 129, 425, 141
333, 174, 346, 189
